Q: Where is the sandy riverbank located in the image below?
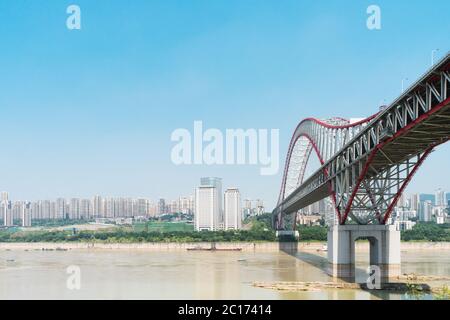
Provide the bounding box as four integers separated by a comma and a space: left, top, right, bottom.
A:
1, 241, 450, 251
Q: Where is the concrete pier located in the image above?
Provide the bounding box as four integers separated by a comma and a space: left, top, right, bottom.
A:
327, 224, 401, 281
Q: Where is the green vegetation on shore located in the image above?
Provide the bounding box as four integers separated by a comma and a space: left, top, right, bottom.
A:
0, 229, 276, 243
294, 222, 450, 242
1, 215, 449, 243
402, 222, 450, 242
297, 225, 327, 241
0, 214, 276, 243
133, 222, 194, 233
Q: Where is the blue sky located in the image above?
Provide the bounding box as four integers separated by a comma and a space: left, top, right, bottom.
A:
0, 0, 449, 207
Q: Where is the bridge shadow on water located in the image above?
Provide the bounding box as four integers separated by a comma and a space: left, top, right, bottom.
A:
278, 241, 411, 299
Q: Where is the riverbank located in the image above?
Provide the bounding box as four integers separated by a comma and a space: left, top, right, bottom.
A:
1, 241, 450, 251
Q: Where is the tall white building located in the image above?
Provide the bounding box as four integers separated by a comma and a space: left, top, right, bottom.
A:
243, 199, 252, 220
105, 198, 115, 218
396, 194, 406, 208
200, 177, 223, 226
56, 198, 66, 219
419, 200, 433, 222
80, 199, 91, 219
70, 198, 80, 219
195, 186, 220, 231
433, 206, 446, 224
92, 195, 103, 218
41, 200, 51, 219
410, 194, 420, 211
22, 202, 32, 227
12, 201, 23, 221
1, 191, 9, 202
135, 198, 149, 217
255, 199, 265, 216
224, 188, 242, 230
435, 188, 446, 207
179, 196, 194, 214
2, 201, 13, 227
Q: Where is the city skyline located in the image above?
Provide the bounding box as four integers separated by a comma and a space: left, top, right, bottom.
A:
0, 176, 266, 225
1, 187, 448, 211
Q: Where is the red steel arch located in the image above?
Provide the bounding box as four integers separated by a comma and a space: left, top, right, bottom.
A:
276, 114, 377, 229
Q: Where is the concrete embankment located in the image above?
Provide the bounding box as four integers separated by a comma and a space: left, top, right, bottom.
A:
1, 241, 450, 251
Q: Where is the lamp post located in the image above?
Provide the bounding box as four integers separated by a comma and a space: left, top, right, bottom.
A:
431, 49, 440, 66
401, 78, 408, 93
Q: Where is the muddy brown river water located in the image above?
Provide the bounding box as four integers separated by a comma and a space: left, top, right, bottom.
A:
0, 248, 449, 299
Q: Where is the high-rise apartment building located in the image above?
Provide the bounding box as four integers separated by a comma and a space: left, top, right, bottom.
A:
22, 202, 32, 227
2, 201, 13, 227
1, 191, 9, 202
410, 194, 420, 211
224, 188, 242, 230
195, 186, 220, 231
41, 200, 51, 220
133, 199, 146, 217
396, 194, 406, 208
158, 198, 167, 215
436, 188, 446, 207
105, 198, 115, 218
92, 195, 103, 218
70, 198, 80, 219
12, 201, 23, 221
200, 177, 223, 225
80, 199, 91, 219
56, 198, 66, 219
419, 200, 433, 222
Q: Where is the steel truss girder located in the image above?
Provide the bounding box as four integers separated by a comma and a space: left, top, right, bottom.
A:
334, 148, 433, 225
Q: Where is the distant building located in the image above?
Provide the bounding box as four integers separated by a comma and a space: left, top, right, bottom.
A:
224, 188, 242, 230
394, 220, 416, 231
56, 198, 66, 219
433, 206, 446, 224
255, 199, 265, 216
1, 191, 9, 202
419, 200, 433, 222
410, 194, 420, 211
395, 208, 417, 221
105, 198, 114, 218
135, 198, 149, 216
169, 199, 179, 214
435, 188, 446, 207
201, 177, 223, 225
92, 195, 103, 218
242, 199, 252, 220
420, 194, 435, 205
2, 201, 13, 227
80, 199, 91, 219
297, 213, 322, 226
70, 198, 80, 219
22, 202, 32, 227
195, 186, 220, 231
179, 196, 194, 215
396, 193, 406, 208
158, 198, 167, 215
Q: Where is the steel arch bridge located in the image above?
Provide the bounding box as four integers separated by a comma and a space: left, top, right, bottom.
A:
274, 53, 450, 230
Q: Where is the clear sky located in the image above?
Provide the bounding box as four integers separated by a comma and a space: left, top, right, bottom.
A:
0, 0, 449, 208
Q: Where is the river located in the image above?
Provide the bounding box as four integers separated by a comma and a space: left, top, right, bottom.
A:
0, 247, 449, 300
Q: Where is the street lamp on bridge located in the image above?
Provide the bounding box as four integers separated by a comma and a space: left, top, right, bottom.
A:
401, 78, 408, 93
432, 49, 440, 66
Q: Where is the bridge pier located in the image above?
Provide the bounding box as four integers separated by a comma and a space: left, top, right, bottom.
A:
327, 225, 401, 281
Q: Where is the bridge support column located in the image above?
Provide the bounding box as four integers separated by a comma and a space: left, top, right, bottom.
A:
327, 225, 401, 281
